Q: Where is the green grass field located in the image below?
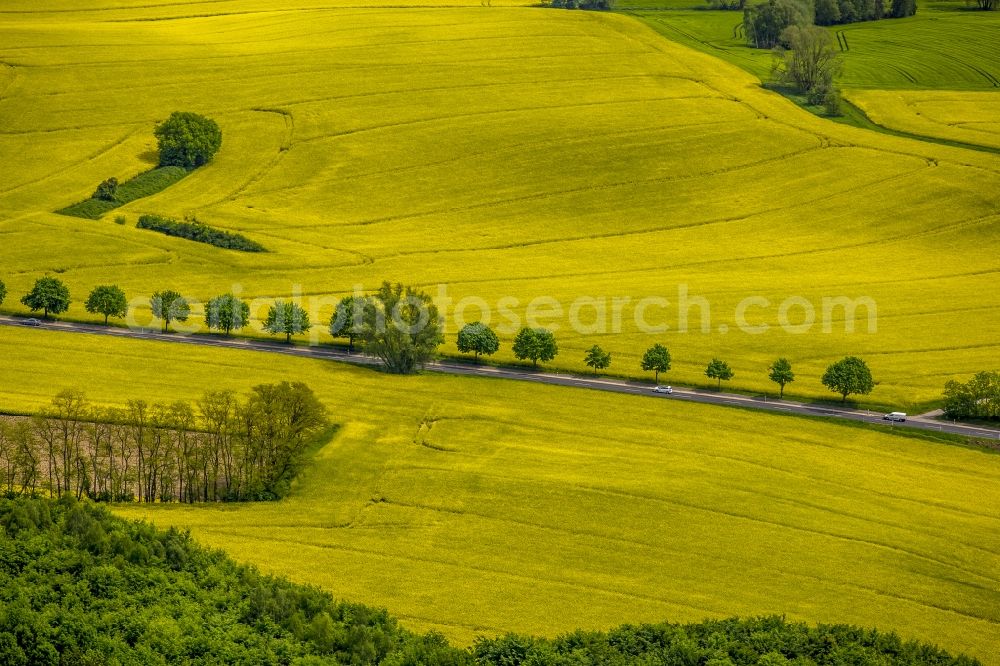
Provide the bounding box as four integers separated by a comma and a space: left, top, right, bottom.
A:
0, 327, 997, 661
626, 1, 1000, 90
627, 1, 1000, 147
1, 1, 999, 409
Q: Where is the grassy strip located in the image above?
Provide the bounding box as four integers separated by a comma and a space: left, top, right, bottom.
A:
137, 213, 267, 252
55, 166, 189, 219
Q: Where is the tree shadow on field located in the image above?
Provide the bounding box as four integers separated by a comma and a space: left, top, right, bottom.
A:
138, 150, 159, 165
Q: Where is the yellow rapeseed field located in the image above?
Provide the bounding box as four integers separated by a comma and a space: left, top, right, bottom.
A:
0, 327, 998, 661
846, 90, 1000, 151
1, 2, 999, 407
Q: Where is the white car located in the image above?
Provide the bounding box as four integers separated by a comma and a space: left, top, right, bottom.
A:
652, 385, 673, 394
883, 412, 907, 422
22, 318, 42, 327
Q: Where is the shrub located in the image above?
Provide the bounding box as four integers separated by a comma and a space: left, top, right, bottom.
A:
93, 177, 118, 201
137, 214, 266, 252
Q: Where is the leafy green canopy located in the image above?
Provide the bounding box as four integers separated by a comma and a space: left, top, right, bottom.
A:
822, 356, 876, 403
512, 327, 558, 368
20, 276, 70, 319
456, 322, 500, 361
154, 111, 222, 169
0, 496, 460, 665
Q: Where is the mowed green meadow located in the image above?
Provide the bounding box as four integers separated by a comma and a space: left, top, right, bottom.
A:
1, 1, 999, 408
0, 327, 998, 660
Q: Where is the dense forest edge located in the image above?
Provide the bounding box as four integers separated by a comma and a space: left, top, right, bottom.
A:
0, 496, 982, 665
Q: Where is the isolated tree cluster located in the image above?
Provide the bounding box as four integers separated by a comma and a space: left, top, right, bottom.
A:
137, 214, 265, 252
773, 25, 843, 110
154, 111, 222, 169
0, 383, 327, 503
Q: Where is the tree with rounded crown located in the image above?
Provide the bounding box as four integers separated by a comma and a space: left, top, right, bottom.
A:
512, 327, 558, 369
329, 295, 374, 352
456, 322, 500, 362
150, 290, 190, 333
206, 293, 250, 336
85, 285, 127, 325
154, 111, 222, 169
706, 358, 734, 389
641, 343, 672, 384
822, 356, 875, 404
21, 276, 70, 319
264, 301, 311, 344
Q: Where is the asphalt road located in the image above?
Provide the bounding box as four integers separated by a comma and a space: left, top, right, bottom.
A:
3, 315, 999, 441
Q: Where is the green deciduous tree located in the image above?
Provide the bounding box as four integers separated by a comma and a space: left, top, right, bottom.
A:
154, 112, 223, 169
21, 276, 71, 319
641, 343, 672, 384
512, 327, 558, 369
85, 285, 127, 325
773, 25, 842, 105
329, 295, 374, 352
584, 345, 611, 375
706, 358, 735, 389
0, 278, 6, 307
150, 290, 190, 333
768, 357, 795, 398
456, 322, 500, 362
743, 0, 812, 49
359, 283, 444, 373
822, 356, 876, 403
206, 294, 250, 336
942, 371, 1000, 421
890, 0, 917, 15
264, 301, 311, 344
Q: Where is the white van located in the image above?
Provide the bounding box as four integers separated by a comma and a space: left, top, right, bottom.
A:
883, 412, 907, 422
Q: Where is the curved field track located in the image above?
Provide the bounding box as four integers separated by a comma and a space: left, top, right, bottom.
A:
0, 1, 999, 408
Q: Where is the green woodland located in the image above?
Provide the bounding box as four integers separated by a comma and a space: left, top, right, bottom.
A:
0, 497, 984, 665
